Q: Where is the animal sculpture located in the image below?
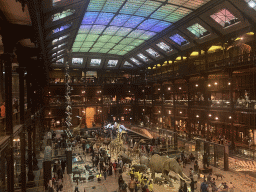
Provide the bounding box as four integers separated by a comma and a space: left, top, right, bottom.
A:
149, 154, 190, 185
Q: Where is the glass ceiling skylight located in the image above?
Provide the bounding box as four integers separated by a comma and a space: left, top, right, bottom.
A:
187, 23, 210, 38
72, 0, 210, 56
130, 57, 141, 65
107, 60, 118, 67
53, 43, 66, 50
53, 23, 72, 34
138, 53, 149, 62
170, 34, 189, 46
146, 48, 160, 58
210, 9, 239, 28
52, 35, 69, 45
90, 59, 101, 66
246, 0, 256, 9
53, 9, 75, 21
156, 42, 173, 53
56, 58, 64, 64
72, 58, 83, 65
124, 61, 133, 67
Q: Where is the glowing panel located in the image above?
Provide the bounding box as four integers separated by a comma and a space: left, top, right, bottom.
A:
139, 31, 156, 40
52, 35, 69, 45
210, 9, 239, 28
56, 58, 64, 64
82, 12, 99, 24
104, 26, 120, 35
90, 59, 101, 66
146, 48, 160, 58
156, 42, 173, 52
170, 34, 189, 46
150, 21, 171, 32
138, 53, 149, 62
247, 0, 256, 9
53, 9, 74, 21
128, 30, 144, 38
138, 19, 158, 30
79, 48, 90, 52
115, 27, 133, 36
72, 48, 80, 52
130, 57, 141, 65
107, 60, 118, 67
90, 25, 106, 34
124, 16, 145, 28
72, 58, 83, 65
187, 23, 210, 38
78, 25, 92, 34
110, 14, 131, 26
95, 13, 115, 25
123, 61, 133, 67
72, 0, 211, 56
53, 24, 71, 33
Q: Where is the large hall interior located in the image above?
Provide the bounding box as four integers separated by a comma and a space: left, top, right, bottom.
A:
1, 0, 256, 191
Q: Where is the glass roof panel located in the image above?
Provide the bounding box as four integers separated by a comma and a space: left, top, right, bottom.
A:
138, 53, 149, 62
90, 59, 101, 66
72, 58, 83, 65
79, 48, 90, 52
113, 44, 126, 50
115, 27, 133, 36
210, 9, 239, 28
107, 60, 118, 67
146, 48, 160, 58
72, 48, 80, 52
78, 25, 92, 34
90, 25, 106, 34
75, 34, 87, 41
123, 46, 135, 51
90, 48, 101, 52
104, 43, 116, 48
82, 41, 94, 47
187, 23, 210, 38
110, 14, 131, 26
156, 42, 173, 52
130, 57, 141, 65
99, 48, 110, 53
169, 34, 189, 46
72, 0, 210, 56
123, 61, 133, 67
53, 24, 71, 34
94, 42, 105, 48
73, 42, 83, 47
124, 16, 145, 28
246, 0, 256, 10
95, 13, 115, 25
53, 9, 75, 21
117, 51, 128, 55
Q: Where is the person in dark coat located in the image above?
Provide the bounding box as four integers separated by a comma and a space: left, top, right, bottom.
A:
61, 160, 66, 173
108, 162, 113, 176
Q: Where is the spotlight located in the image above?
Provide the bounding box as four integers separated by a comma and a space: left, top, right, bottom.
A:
208, 84, 211, 87
215, 117, 218, 120
195, 84, 198, 87
209, 114, 212, 117
214, 82, 218, 85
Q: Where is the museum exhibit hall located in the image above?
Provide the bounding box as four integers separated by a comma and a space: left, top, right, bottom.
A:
2, 0, 256, 191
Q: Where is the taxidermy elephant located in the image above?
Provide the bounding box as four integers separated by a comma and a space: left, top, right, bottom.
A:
119, 152, 132, 164
149, 154, 190, 184
131, 164, 148, 173
140, 155, 150, 167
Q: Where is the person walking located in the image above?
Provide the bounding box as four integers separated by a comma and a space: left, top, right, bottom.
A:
200, 180, 208, 192
103, 166, 107, 180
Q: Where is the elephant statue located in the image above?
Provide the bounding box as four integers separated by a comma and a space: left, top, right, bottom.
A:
119, 152, 132, 165
131, 164, 148, 173
149, 154, 190, 185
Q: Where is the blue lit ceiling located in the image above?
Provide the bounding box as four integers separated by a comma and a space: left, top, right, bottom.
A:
72, 0, 211, 56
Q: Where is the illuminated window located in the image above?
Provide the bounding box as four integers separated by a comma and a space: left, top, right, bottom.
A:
146, 48, 160, 58
124, 61, 133, 67
53, 43, 66, 50
156, 42, 173, 52
53, 24, 72, 34
53, 9, 75, 21
137, 53, 149, 62
169, 34, 188, 46
72, 58, 83, 65
90, 59, 101, 66
187, 23, 210, 38
52, 35, 69, 45
247, 0, 256, 9
56, 58, 64, 64
107, 60, 118, 67
210, 9, 239, 28
130, 57, 141, 65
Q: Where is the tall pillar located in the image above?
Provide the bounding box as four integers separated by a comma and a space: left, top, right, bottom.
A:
185, 78, 191, 139
161, 82, 164, 129
172, 80, 177, 150
2, 53, 14, 192
229, 70, 235, 149
151, 84, 154, 127
202, 75, 211, 140
18, 66, 26, 191
26, 76, 35, 187
1, 150, 6, 189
